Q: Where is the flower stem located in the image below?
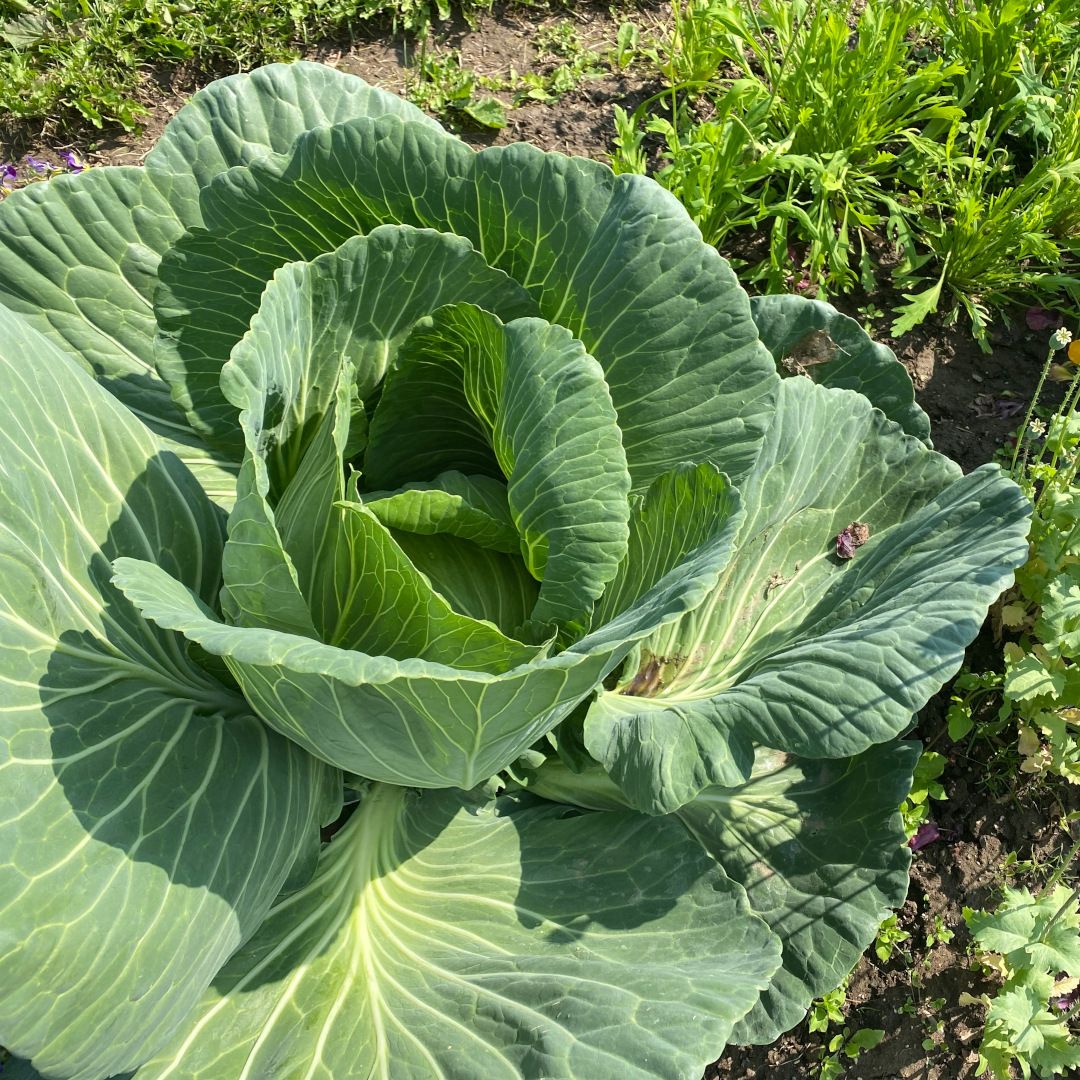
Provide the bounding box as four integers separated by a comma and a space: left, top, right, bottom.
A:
1011, 344, 1057, 479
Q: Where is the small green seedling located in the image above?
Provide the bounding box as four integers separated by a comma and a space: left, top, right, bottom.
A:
875, 913, 912, 963
815, 1027, 886, 1079
927, 913, 955, 950
809, 978, 850, 1033
900, 750, 947, 838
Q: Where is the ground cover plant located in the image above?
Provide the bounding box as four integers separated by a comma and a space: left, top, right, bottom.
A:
948, 329, 1080, 785
0, 60, 1034, 1080
0, 0, 508, 130
964, 880, 1080, 1078
611, 0, 1080, 348
883, 326, 1080, 1078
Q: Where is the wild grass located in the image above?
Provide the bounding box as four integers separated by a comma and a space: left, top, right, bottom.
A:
0, 0, 508, 130
612, 0, 1080, 343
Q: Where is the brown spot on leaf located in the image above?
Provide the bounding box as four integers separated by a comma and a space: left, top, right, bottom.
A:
619, 652, 689, 697
619, 658, 664, 698
781, 328, 837, 377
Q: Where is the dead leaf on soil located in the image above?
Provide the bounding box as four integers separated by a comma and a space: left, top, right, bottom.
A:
972, 392, 1024, 419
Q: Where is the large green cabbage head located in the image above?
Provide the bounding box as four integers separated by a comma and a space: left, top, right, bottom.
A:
0, 62, 1029, 1080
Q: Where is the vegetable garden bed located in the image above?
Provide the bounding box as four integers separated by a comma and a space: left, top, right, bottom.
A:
2, 2, 1080, 1079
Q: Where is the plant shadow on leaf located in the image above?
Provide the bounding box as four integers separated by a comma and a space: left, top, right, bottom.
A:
39, 452, 323, 894
119, 786, 780, 1080
682, 742, 917, 1045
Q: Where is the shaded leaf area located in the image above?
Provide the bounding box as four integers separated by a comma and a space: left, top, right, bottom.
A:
750, 293, 932, 445
586, 378, 1030, 815
0, 305, 338, 1080
679, 743, 918, 1045
514, 740, 916, 1047
388, 528, 540, 638
131, 785, 781, 1080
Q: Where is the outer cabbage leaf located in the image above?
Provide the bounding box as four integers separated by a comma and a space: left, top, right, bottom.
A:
0, 167, 241, 509
131, 785, 781, 1080
0, 65, 443, 498
586, 377, 1030, 814
750, 294, 931, 445
155, 113, 779, 491
678, 743, 918, 1045
514, 741, 916, 1045
0, 167, 187, 436
0, 306, 339, 1080
143, 61, 442, 228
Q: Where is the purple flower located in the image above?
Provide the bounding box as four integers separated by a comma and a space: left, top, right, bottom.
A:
1, 163, 16, 193
908, 822, 940, 851
1052, 984, 1080, 1012
1027, 306, 1064, 332
63, 150, 87, 173
26, 154, 52, 175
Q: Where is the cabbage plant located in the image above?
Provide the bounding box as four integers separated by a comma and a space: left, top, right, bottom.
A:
0, 62, 1030, 1080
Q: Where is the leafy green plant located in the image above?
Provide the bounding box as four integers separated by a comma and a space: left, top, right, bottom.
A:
0, 0, 498, 129
927, 913, 955, 950
891, 113, 1080, 348
405, 44, 506, 129
610, 80, 780, 248
901, 750, 948, 838
614, 0, 1080, 336
809, 978, 850, 1033
807, 978, 884, 1080
612, 19, 639, 71
626, 0, 966, 295
876, 913, 912, 963
815, 1027, 886, 1079
965, 884, 1080, 1078
927, 0, 1080, 138
953, 331, 1080, 780
0, 61, 1031, 1080
946, 668, 1005, 741
511, 20, 605, 104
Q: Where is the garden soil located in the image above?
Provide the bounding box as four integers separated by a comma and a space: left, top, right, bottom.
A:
3, 3, 1076, 1076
